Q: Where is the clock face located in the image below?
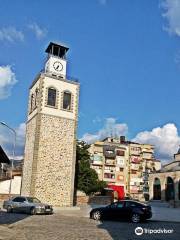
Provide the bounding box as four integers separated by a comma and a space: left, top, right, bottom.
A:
53, 61, 63, 72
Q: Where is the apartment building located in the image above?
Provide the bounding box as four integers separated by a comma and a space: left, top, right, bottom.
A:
89, 136, 161, 201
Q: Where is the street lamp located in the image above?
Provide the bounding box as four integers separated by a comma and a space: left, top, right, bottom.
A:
0, 121, 16, 197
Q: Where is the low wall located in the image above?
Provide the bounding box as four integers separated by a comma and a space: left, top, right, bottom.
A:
89, 196, 113, 205
76, 196, 89, 205
76, 195, 113, 206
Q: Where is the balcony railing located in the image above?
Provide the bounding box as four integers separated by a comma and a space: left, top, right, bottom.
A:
105, 160, 116, 165
104, 152, 116, 159
103, 177, 116, 182
103, 145, 116, 159
104, 169, 115, 174
91, 161, 103, 165
131, 164, 139, 170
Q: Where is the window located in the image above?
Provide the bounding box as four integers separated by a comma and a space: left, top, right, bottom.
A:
110, 202, 124, 209
30, 94, 34, 112
104, 173, 115, 179
13, 197, 26, 202
47, 88, 56, 107
34, 88, 39, 108
110, 203, 118, 209
117, 150, 125, 156
27, 197, 41, 203
117, 202, 124, 208
63, 91, 72, 110
117, 157, 124, 166
125, 201, 138, 207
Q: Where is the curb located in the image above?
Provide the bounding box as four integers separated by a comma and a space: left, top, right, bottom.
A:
53, 206, 80, 212
149, 219, 180, 223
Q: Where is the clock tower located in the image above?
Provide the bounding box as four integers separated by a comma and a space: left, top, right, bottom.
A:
21, 42, 79, 207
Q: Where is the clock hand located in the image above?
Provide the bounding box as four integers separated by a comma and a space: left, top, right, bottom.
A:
56, 65, 59, 70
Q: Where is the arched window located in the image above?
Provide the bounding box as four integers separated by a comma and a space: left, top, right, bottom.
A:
63, 91, 71, 110
47, 88, 56, 107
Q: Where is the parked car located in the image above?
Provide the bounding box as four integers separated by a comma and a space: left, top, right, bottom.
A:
90, 200, 152, 223
3, 196, 53, 215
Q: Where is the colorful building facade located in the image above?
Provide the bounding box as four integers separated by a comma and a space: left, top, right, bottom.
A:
89, 136, 161, 201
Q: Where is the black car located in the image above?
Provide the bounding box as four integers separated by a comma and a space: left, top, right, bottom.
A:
90, 200, 152, 223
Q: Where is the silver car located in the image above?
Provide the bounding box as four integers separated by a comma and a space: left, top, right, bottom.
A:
3, 196, 53, 215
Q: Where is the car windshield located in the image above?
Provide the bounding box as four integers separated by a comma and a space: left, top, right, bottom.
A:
26, 197, 41, 203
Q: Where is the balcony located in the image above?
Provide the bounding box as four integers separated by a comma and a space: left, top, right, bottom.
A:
105, 160, 116, 165
131, 156, 141, 164
104, 167, 116, 174
130, 147, 141, 156
104, 173, 115, 182
90, 155, 103, 165
116, 150, 125, 156
103, 145, 116, 159
131, 164, 139, 170
103, 177, 116, 182
104, 152, 116, 159
91, 161, 103, 165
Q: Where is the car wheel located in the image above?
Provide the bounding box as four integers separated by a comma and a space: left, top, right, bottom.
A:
30, 207, 36, 215
131, 213, 140, 223
7, 205, 12, 213
92, 211, 101, 220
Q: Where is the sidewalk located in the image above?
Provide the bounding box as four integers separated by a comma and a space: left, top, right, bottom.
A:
150, 201, 180, 223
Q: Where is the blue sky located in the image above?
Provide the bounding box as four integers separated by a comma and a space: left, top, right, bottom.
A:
0, 0, 180, 161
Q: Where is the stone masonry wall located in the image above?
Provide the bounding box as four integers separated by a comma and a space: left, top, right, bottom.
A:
76, 196, 113, 206
31, 114, 76, 207
21, 116, 37, 195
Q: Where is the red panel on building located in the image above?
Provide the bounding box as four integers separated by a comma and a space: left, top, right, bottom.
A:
108, 184, 124, 200
131, 156, 140, 163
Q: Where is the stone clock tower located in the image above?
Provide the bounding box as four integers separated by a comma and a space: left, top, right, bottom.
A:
21, 42, 79, 207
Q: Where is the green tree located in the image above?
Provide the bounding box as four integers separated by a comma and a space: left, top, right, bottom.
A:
75, 140, 106, 195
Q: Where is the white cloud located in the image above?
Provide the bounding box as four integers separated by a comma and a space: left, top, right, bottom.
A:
81, 119, 180, 161
92, 116, 102, 124
133, 123, 180, 160
0, 122, 26, 160
81, 118, 128, 143
0, 27, 24, 42
28, 23, 47, 39
161, 0, 180, 36
0, 65, 17, 99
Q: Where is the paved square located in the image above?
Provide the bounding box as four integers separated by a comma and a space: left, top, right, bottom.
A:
1, 211, 180, 240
